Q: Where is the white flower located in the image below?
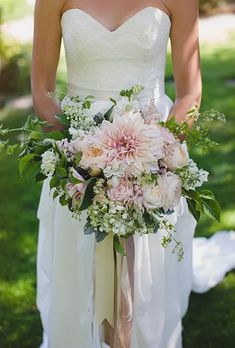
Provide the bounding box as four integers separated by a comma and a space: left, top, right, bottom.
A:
142, 182, 163, 210
41, 149, 59, 176
162, 141, 188, 171
113, 96, 141, 117
179, 159, 209, 190
143, 172, 182, 211
68, 127, 79, 138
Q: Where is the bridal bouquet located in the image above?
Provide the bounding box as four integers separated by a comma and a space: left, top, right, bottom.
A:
0, 85, 223, 260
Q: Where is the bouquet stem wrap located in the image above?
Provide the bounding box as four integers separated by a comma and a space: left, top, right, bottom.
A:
95, 235, 135, 347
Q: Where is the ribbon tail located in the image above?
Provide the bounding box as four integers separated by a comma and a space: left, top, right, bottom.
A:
117, 236, 135, 348
95, 235, 135, 348
95, 233, 115, 327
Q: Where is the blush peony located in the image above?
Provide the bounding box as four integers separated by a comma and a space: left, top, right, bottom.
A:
142, 172, 182, 211
162, 141, 188, 171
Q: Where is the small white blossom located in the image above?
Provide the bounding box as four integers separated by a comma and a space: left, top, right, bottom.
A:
179, 159, 209, 190
41, 149, 59, 176
113, 96, 141, 117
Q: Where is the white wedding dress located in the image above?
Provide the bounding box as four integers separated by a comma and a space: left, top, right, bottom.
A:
36, 6, 235, 348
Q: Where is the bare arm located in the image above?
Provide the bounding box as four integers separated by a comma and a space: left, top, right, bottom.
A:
31, 0, 65, 131
167, 0, 202, 126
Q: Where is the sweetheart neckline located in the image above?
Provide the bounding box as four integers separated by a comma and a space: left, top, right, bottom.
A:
61, 6, 171, 34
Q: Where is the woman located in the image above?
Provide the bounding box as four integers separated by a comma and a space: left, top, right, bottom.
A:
31, 0, 201, 347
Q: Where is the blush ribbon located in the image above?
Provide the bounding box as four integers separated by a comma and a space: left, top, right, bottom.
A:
95, 234, 135, 347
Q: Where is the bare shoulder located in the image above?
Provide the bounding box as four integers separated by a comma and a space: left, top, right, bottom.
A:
34, 0, 66, 17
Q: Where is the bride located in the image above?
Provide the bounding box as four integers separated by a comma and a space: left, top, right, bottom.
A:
31, 0, 201, 347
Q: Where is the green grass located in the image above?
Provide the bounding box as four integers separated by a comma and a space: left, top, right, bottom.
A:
0, 41, 235, 347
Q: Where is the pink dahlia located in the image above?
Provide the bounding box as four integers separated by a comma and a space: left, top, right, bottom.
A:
91, 111, 165, 176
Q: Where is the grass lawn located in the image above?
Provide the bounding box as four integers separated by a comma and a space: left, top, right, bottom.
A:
0, 41, 235, 347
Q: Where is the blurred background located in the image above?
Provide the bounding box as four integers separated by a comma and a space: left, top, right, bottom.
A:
0, 1, 235, 347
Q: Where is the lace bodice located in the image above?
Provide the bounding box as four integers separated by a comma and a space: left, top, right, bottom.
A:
61, 7, 171, 101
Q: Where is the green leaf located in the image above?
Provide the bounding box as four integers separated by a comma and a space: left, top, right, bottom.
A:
114, 235, 126, 256
60, 178, 68, 190
153, 222, 160, 233
59, 194, 69, 206
201, 197, 221, 222
23, 115, 40, 130
183, 189, 203, 209
198, 190, 220, 221
199, 190, 215, 200
74, 151, 82, 166
43, 131, 65, 140
109, 97, 117, 105
84, 95, 95, 100
79, 178, 96, 211
24, 161, 41, 179
69, 174, 84, 185
30, 131, 43, 140
53, 190, 59, 200
19, 154, 39, 177
186, 198, 201, 222
49, 175, 60, 189
83, 100, 91, 109
104, 105, 115, 120
55, 166, 67, 177
35, 172, 47, 182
